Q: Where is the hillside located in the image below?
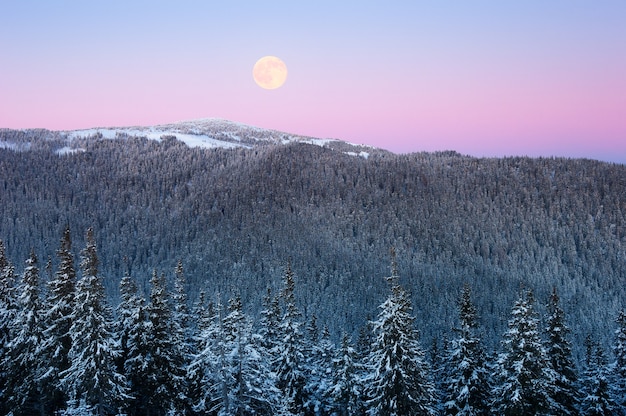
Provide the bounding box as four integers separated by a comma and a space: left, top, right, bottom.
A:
1, 120, 625, 356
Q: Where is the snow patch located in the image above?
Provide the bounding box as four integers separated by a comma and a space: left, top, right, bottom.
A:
0, 141, 30, 151
344, 151, 370, 159
56, 146, 86, 155
67, 128, 250, 150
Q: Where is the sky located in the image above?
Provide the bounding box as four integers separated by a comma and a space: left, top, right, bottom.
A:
1, 1, 625, 163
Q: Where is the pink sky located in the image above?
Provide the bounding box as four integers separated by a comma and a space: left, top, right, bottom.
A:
1, 2, 625, 163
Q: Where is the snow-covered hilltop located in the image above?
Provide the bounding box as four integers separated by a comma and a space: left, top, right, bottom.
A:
58, 118, 373, 158
0, 118, 377, 158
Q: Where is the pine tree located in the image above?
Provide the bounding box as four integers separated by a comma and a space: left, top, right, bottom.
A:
228, 295, 282, 415
304, 324, 335, 415
0, 239, 18, 415
121, 277, 151, 416
545, 287, 579, 415
3, 251, 47, 415
442, 284, 491, 415
115, 274, 138, 373
581, 338, 619, 415
60, 228, 129, 415
189, 295, 223, 414
171, 260, 192, 412
493, 289, 554, 415
612, 309, 626, 412
364, 249, 436, 416
258, 287, 282, 358
327, 332, 364, 416
275, 260, 308, 415
143, 270, 188, 415
40, 226, 77, 412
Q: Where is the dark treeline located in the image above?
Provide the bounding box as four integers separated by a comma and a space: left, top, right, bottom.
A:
2, 233, 626, 415
1, 130, 625, 361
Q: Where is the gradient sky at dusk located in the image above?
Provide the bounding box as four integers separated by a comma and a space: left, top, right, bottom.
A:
1, 1, 625, 163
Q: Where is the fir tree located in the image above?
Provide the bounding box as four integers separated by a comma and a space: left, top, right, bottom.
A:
612, 309, 626, 412
442, 284, 491, 415
143, 270, 188, 415
225, 295, 282, 415
327, 332, 364, 416
493, 289, 554, 415
364, 248, 436, 416
0, 239, 17, 415
275, 260, 308, 415
121, 278, 151, 416
188, 295, 223, 414
3, 251, 47, 415
304, 325, 335, 415
60, 228, 129, 415
545, 287, 579, 415
114, 273, 141, 378
171, 260, 193, 413
40, 226, 77, 412
581, 339, 619, 415
258, 287, 282, 358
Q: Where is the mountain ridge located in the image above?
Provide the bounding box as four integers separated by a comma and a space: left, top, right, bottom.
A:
1, 118, 383, 159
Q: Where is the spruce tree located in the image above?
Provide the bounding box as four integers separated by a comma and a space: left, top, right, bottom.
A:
188, 295, 223, 414
258, 287, 282, 358
327, 332, 364, 416
545, 287, 579, 415
143, 270, 188, 415
304, 325, 335, 415
60, 228, 129, 415
275, 260, 308, 415
493, 289, 554, 415
612, 309, 626, 412
581, 337, 619, 415
171, 260, 193, 413
40, 226, 77, 412
121, 277, 151, 416
0, 239, 17, 415
364, 249, 436, 415
3, 251, 47, 415
443, 284, 491, 415
225, 295, 282, 415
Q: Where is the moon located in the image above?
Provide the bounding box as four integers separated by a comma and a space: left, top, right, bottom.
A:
253, 56, 288, 90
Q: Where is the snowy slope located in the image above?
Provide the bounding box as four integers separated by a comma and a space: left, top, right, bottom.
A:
64, 118, 374, 157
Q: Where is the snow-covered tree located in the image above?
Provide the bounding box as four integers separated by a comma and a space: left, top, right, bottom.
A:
0, 239, 18, 415
493, 289, 554, 415
171, 260, 193, 412
258, 287, 282, 359
40, 226, 77, 412
275, 260, 308, 415
545, 287, 579, 415
143, 269, 188, 415
364, 249, 436, 416
121, 277, 152, 416
442, 284, 491, 415
327, 332, 364, 416
190, 295, 282, 415
581, 337, 619, 415
304, 324, 335, 415
612, 309, 626, 412
60, 228, 129, 415
3, 251, 47, 415
188, 295, 222, 413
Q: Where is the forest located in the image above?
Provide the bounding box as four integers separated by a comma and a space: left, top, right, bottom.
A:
1, 232, 626, 415
0, 126, 625, 414
1, 128, 625, 355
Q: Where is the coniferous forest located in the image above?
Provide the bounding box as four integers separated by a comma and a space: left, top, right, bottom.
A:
1, 124, 626, 414
2, 233, 626, 415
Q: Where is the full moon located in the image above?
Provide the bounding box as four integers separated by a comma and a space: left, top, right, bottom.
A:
253, 56, 288, 90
